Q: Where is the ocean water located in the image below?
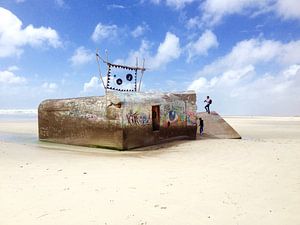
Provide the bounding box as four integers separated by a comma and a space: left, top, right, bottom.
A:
0, 109, 37, 143
0, 109, 37, 121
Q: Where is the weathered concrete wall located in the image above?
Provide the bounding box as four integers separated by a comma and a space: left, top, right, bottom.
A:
38, 96, 124, 149
197, 111, 241, 139
38, 91, 197, 150
115, 91, 197, 149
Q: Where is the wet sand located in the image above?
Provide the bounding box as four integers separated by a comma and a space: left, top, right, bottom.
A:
0, 117, 300, 225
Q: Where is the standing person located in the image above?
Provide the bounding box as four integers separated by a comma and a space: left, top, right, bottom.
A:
199, 118, 204, 136
204, 96, 212, 114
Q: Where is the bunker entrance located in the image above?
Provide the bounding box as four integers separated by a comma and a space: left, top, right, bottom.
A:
152, 105, 160, 131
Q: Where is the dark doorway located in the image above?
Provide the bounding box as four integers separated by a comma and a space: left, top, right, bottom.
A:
152, 105, 160, 131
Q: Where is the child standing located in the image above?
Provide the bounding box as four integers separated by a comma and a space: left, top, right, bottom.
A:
199, 118, 204, 136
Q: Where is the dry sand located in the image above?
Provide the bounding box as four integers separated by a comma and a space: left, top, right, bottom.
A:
0, 117, 300, 225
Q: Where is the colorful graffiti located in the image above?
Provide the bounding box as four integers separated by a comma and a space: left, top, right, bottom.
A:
126, 110, 150, 126
168, 110, 177, 122
162, 101, 186, 127
123, 97, 196, 128
186, 111, 197, 125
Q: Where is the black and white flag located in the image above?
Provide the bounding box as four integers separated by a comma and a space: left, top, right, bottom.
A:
107, 63, 137, 92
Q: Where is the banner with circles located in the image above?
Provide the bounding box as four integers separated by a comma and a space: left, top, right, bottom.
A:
107, 63, 137, 92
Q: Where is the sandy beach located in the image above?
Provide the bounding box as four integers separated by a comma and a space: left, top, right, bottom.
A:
0, 116, 300, 225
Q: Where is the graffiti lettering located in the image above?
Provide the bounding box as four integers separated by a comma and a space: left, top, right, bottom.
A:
126, 111, 150, 126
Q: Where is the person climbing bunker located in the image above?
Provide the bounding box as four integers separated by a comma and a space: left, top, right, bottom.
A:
204, 96, 212, 114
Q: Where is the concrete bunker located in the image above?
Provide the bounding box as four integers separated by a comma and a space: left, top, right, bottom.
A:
38, 91, 197, 150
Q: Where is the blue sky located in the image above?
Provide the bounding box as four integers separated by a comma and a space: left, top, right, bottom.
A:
0, 0, 300, 115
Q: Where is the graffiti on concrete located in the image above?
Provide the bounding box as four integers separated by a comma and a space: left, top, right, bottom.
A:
38, 92, 197, 149
126, 110, 150, 126
162, 100, 186, 127
139, 113, 150, 125
83, 113, 101, 121
186, 111, 197, 125
126, 111, 139, 125
168, 110, 178, 122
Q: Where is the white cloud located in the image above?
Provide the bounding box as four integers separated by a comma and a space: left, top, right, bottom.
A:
193, 38, 300, 79
188, 65, 255, 91
0, 69, 26, 84
7, 65, 20, 72
165, 0, 195, 9
200, 0, 270, 26
70, 46, 94, 66
150, 0, 195, 9
149, 32, 181, 69
283, 64, 300, 79
186, 16, 202, 29
114, 39, 151, 65
194, 65, 300, 115
151, 0, 300, 25
83, 76, 103, 93
115, 32, 181, 70
275, 0, 300, 20
186, 30, 218, 61
131, 23, 149, 38
230, 65, 300, 115
0, 7, 61, 58
199, 0, 300, 27
91, 23, 118, 42
42, 82, 58, 92
188, 38, 300, 115
107, 4, 126, 10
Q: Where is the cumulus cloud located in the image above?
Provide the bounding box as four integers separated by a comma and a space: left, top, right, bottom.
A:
115, 32, 181, 70
275, 0, 300, 20
69, 46, 94, 66
42, 82, 58, 92
131, 23, 149, 38
192, 38, 300, 79
188, 65, 255, 91
149, 32, 181, 69
186, 30, 218, 61
82, 76, 107, 96
190, 65, 300, 115
91, 23, 118, 42
114, 39, 151, 66
0, 7, 61, 58
200, 0, 269, 26
151, 0, 300, 23
107, 4, 126, 10
0, 69, 26, 84
84, 76, 98, 92
188, 38, 300, 115
7, 65, 20, 72
150, 0, 194, 9
186, 16, 202, 29
199, 0, 300, 27
165, 0, 195, 9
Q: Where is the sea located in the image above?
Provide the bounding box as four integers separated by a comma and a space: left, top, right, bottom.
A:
0, 109, 37, 121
